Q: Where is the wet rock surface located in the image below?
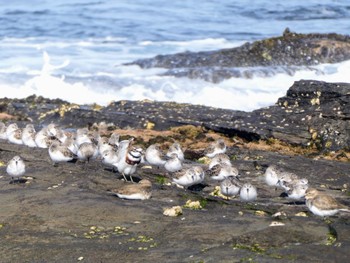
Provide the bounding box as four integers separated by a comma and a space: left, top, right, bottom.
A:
0, 78, 349, 261
0, 135, 349, 262
1, 80, 349, 152
125, 30, 350, 83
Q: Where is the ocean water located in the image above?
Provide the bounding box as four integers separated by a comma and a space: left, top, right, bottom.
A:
0, 0, 349, 111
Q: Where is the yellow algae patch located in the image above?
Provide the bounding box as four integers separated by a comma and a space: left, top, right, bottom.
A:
163, 206, 183, 217
183, 200, 202, 210
145, 121, 155, 130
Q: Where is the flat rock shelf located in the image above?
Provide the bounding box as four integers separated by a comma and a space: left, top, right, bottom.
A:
0, 79, 349, 262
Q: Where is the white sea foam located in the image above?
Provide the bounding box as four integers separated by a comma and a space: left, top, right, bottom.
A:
1, 43, 350, 112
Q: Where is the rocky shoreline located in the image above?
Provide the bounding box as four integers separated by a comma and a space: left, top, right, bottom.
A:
1, 79, 349, 152
125, 30, 350, 83
0, 79, 349, 262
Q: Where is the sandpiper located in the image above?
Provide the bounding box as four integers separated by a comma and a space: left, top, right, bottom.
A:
48, 141, 75, 165
145, 144, 166, 167
6, 155, 26, 183
164, 153, 183, 173
207, 163, 239, 181
204, 138, 227, 158
220, 176, 241, 199
166, 142, 184, 161
112, 179, 152, 200
305, 188, 350, 217
239, 183, 258, 201
172, 166, 205, 187
22, 124, 37, 148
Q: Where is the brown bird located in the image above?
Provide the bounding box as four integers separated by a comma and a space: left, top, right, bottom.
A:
112, 179, 152, 200
305, 188, 350, 217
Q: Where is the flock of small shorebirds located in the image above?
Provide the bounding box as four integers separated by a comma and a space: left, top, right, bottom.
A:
1, 121, 349, 218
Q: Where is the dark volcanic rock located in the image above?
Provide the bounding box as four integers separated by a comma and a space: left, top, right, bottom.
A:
125, 30, 350, 82
0, 80, 349, 151
0, 133, 350, 262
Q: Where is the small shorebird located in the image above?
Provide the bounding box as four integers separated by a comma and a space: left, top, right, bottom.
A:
53, 126, 68, 143
101, 149, 118, 171
6, 155, 26, 183
75, 127, 92, 146
208, 153, 231, 169
48, 141, 75, 166
108, 132, 120, 148
61, 137, 79, 155
279, 177, 308, 192
7, 128, 23, 145
113, 138, 144, 182
305, 188, 350, 217
239, 183, 258, 201
220, 176, 241, 200
286, 183, 308, 202
22, 124, 37, 148
164, 153, 183, 173
5, 123, 19, 138
166, 142, 184, 161
77, 142, 99, 163
172, 166, 205, 188
98, 136, 114, 156
207, 163, 239, 181
264, 164, 281, 187
0, 121, 7, 140
47, 123, 59, 137
204, 139, 227, 158
145, 144, 166, 167
35, 127, 52, 148
276, 172, 300, 190
112, 179, 152, 200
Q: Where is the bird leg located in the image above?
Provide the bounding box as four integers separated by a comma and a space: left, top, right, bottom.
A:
121, 173, 128, 182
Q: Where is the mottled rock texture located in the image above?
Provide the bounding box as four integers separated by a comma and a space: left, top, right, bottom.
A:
1, 80, 349, 152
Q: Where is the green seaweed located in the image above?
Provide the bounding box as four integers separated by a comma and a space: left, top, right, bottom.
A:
233, 243, 266, 254
155, 175, 168, 185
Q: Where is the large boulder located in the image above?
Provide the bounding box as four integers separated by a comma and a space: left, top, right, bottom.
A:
125, 30, 350, 82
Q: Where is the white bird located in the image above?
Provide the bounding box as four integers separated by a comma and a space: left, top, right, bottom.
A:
164, 153, 183, 173
207, 163, 239, 181
101, 149, 118, 170
98, 136, 115, 156
166, 142, 184, 161
220, 176, 241, 199
108, 132, 120, 148
48, 141, 75, 165
264, 164, 282, 187
0, 121, 7, 140
35, 127, 52, 148
208, 153, 231, 169
5, 123, 19, 138
204, 139, 227, 158
286, 184, 309, 201
239, 183, 258, 202
8, 128, 23, 145
6, 155, 26, 183
145, 144, 166, 167
75, 128, 92, 146
22, 124, 37, 148
113, 138, 143, 182
172, 166, 205, 188
77, 142, 98, 163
